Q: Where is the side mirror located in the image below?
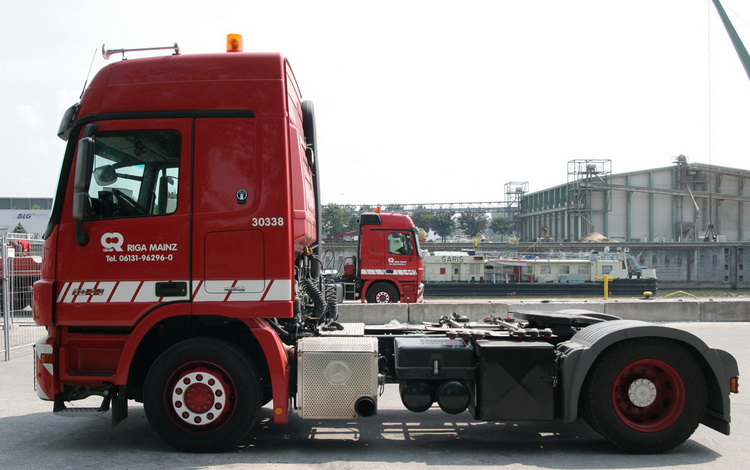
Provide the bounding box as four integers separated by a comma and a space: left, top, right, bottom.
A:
57, 103, 78, 141
73, 136, 95, 222
72, 126, 97, 246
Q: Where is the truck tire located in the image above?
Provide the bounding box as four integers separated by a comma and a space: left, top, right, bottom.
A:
143, 338, 262, 452
581, 338, 707, 453
366, 283, 399, 303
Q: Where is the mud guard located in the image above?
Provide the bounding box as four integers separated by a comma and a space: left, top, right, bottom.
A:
244, 318, 290, 424
556, 320, 738, 434
115, 311, 290, 424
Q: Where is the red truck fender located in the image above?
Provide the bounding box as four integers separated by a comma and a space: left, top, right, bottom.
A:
556, 320, 738, 435
239, 318, 291, 423
114, 311, 290, 423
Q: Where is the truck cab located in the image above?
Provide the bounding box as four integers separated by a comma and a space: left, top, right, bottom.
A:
339, 212, 424, 303
33, 42, 327, 436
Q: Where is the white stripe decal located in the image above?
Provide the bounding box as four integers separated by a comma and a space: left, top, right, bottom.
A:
134, 281, 162, 303
361, 269, 417, 276
263, 279, 291, 301
191, 280, 204, 300
111, 282, 142, 302
195, 279, 292, 302
57, 279, 292, 303
57, 282, 71, 303
90, 282, 117, 303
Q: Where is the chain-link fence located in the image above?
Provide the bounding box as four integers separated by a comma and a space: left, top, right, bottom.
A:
1, 235, 47, 361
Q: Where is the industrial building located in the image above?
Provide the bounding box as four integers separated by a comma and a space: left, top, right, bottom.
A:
517, 157, 750, 243
0, 198, 53, 237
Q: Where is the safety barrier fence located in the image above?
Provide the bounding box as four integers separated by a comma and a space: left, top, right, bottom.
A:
1, 236, 46, 361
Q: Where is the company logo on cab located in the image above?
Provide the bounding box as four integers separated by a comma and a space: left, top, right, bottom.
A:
101, 232, 125, 252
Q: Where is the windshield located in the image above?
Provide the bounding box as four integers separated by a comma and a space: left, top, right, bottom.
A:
412, 227, 423, 259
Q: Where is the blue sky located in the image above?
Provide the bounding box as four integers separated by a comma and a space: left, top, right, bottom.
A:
3, 0, 750, 205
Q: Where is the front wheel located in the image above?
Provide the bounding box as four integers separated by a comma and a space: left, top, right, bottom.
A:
581, 338, 707, 453
366, 282, 399, 303
143, 338, 262, 452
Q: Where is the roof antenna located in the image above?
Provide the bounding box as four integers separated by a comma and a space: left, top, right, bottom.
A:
79, 48, 98, 99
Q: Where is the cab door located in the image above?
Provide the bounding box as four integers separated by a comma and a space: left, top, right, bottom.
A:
384, 230, 423, 301
385, 231, 417, 274
55, 119, 192, 327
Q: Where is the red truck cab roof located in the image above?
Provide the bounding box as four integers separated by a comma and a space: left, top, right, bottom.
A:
77, 53, 296, 118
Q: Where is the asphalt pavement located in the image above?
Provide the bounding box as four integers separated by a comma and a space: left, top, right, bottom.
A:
1, 321, 746, 470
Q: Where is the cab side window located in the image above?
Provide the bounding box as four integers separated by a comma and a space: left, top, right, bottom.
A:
388, 232, 413, 256
85, 130, 180, 220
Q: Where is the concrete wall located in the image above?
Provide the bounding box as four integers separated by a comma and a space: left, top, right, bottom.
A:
337, 298, 750, 324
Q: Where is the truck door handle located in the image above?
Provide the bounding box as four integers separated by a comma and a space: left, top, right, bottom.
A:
155, 282, 188, 297
386, 270, 393, 274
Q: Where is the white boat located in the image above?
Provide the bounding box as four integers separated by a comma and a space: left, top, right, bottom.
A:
423, 248, 656, 284
486, 249, 656, 284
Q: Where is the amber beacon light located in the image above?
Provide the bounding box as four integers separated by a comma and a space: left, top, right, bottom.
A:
227, 34, 243, 52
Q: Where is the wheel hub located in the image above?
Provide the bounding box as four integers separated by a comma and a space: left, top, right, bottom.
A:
376, 292, 390, 303
172, 371, 226, 426
627, 378, 657, 407
612, 358, 687, 433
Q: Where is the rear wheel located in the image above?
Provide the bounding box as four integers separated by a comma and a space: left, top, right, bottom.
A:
366, 283, 399, 303
143, 338, 261, 452
582, 338, 706, 453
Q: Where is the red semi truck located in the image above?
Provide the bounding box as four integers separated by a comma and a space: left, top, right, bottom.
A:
335, 211, 424, 303
33, 37, 738, 453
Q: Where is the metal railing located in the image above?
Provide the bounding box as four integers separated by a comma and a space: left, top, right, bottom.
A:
1, 235, 46, 361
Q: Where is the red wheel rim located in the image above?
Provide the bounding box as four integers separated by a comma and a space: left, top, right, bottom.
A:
612, 358, 686, 432
375, 291, 390, 303
169, 363, 235, 430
